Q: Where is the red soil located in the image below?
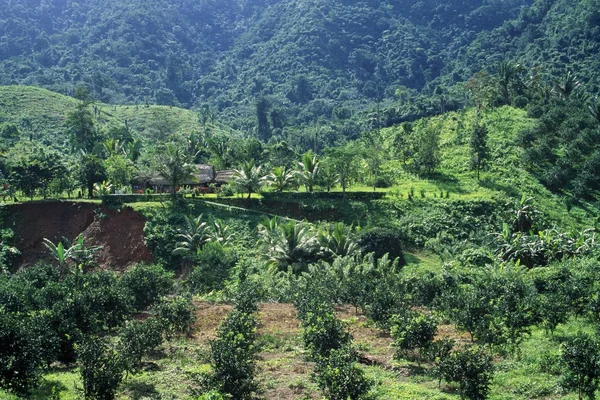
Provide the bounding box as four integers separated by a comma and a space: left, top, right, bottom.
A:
7, 201, 152, 270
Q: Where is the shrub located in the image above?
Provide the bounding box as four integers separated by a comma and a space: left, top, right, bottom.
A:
302, 309, 351, 360
391, 311, 438, 363
154, 295, 196, 338
77, 336, 125, 400
118, 318, 164, 373
233, 279, 261, 314
439, 346, 494, 400
356, 228, 406, 266
197, 390, 226, 400
0, 312, 52, 395
560, 332, 600, 400
187, 242, 238, 294
209, 310, 259, 399
314, 346, 372, 400
143, 210, 186, 269
364, 286, 406, 330
120, 264, 173, 310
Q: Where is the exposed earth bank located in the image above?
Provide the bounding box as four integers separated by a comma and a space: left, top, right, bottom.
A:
6, 201, 152, 270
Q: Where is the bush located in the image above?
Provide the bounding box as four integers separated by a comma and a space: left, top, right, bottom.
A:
154, 295, 196, 338
560, 332, 600, 400
209, 310, 259, 399
120, 264, 173, 310
356, 228, 406, 266
77, 336, 125, 400
314, 346, 372, 400
143, 210, 186, 269
391, 312, 438, 363
439, 346, 494, 400
302, 309, 351, 360
187, 242, 238, 294
118, 318, 164, 373
0, 312, 52, 395
197, 390, 226, 400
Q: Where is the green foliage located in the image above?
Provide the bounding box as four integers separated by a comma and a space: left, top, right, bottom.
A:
439, 346, 494, 400
560, 332, 600, 400
5, 142, 68, 200
409, 122, 441, 175
520, 100, 600, 198
391, 312, 438, 362
154, 295, 196, 339
119, 264, 173, 310
77, 336, 125, 400
0, 228, 19, 274
313, 346, 373, 400
301, 307, 351, 361
258, 217, 321, 273
187, 242, 238, 294
441, 263, 538, 350
209, 310, 259, 399
356, 227, 406, 266
143, 210, 186, 268
469, 122, 490, 180
231, 161, 266, 199
117, 318, 164, 374
0, 311, 52, 396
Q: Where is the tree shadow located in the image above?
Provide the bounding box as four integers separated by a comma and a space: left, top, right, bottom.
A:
422, 172, 468, 194
478, 177, 520, 197
29, 379, 69, 399
122, 381, 161, 400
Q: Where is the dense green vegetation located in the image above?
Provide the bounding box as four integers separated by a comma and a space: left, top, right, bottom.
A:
2, 0, 600, 398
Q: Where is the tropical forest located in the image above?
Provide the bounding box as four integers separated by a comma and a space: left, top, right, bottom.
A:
2, 0, 600, 399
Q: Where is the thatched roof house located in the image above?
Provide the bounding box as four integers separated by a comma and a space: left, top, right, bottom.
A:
215, 170, 235, 185
133, 165, 236, 193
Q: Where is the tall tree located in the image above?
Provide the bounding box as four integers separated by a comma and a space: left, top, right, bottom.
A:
325, 144, 360, 195
298, 151, 319, 193
470, 122, 490, 181
256, 97, 271, 142
78, 151, 107, 198
153, 142, 196, 202
67, 87, 101, 153
232, 161, 266, 199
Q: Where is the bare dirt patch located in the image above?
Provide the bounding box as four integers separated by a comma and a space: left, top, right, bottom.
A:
7, 201, 152, 270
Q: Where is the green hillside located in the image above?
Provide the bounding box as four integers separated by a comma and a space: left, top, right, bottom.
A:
0, 85, 234, 148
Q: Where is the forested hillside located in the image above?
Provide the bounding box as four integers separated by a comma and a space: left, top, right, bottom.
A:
3, 1, 600, 399
0, 0, 556, 121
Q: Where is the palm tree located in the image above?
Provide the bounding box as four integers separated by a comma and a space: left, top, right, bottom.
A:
318, 222, 359, 258
298, 151, 319, 192
232, 161, 266, 199
555, 71, 582, 100
154, 142, 197, 202
173, 214, 210, 258
267, 166, 295, 192
589, 100, 600, 125
102, 139, 123, 157
258, 217, 319, 273
123, 139, 142, 162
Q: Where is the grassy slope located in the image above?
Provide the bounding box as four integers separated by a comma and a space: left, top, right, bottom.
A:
379, 105, 596, 229
0, 85, 235, 147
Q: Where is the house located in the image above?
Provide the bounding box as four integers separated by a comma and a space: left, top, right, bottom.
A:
133, 165, 233, 194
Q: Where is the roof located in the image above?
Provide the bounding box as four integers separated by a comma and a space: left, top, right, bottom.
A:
215, 170, 235, 184
136, 164, 216, 186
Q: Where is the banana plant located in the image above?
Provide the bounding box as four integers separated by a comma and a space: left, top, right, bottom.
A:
209, 219, 233, 244
42, 235, 84, 277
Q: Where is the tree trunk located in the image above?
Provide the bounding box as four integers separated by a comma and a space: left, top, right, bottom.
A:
87, 182, 94, 198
